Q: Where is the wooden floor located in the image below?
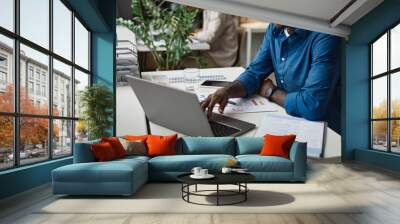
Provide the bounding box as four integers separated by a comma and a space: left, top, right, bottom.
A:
1, 160, 400, 224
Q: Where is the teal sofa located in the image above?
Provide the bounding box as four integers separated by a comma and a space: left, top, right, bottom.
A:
52, 137, 307, 196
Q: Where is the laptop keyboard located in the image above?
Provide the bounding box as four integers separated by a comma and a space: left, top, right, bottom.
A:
209, 121, 240, 136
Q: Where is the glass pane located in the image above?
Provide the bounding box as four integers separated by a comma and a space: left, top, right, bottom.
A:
391, 24, 400, 70
75, 120, 88, 143
20, 0, 49, 49
53, 0, 72, 60
0, 116, 14, 170
372, 33, 387, 76
391, 72, 400, 118
20, 44, 49, 115
20, 117, 49, 165
0, 0, 14, 31
0, 35, 14, 112
53, 59, 72, 117
74, 17, 89, 70
53, 119, 72, 157
372, 77, 387, 119
372, 121, 388, 151
74, 69, 89, 118
391, 120, 400, 153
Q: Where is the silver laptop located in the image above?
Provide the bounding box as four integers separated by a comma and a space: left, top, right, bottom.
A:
126, 76, 255, 137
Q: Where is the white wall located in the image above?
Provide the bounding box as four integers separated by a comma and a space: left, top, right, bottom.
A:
116, 85, 147, 136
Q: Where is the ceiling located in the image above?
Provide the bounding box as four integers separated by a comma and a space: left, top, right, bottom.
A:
116, 0, 384, 38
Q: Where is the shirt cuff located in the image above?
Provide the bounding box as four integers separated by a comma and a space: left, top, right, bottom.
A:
235, 74, 255, 98
284, 92, 299, 116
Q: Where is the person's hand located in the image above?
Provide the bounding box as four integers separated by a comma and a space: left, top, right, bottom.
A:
201, 88, 230, 119
259, 79, 275, 97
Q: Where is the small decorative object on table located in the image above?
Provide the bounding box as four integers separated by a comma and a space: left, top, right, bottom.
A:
190, 167, 214, 179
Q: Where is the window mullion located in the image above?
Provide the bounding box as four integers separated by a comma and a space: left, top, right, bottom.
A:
388, 29, 391, 152
71, 10, 76, 155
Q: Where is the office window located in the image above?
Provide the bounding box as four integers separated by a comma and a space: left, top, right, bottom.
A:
21, 44, 49, 115
0, 116, 13, 169
0, 1, 91, 170
74, 69, 89, 118
370, 22, 400, 153
53, 59, 72, 117
0, 0, 14, 31
74, 17, 90, 70
53, 119, 72, 158
0, 35, 13, 113
19, 117, 49, 165
53, 0, 72, 60
20, 0, 49, 49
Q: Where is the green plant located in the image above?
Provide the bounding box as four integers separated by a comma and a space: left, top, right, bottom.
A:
79, 84, 113, 140
117, 0, 200, 70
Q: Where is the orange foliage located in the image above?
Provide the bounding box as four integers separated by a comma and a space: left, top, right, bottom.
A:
0, 84, 60, 149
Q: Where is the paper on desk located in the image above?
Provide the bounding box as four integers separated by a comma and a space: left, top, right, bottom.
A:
255, 114, 326, 157
196, 88, 279, 114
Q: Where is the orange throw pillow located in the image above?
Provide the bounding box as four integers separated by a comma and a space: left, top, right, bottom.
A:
146, 134, 177, 157
260, 134, 296, 159
101, 137, 127, 158
124, 135, 148, 142
91, 142, 117, 161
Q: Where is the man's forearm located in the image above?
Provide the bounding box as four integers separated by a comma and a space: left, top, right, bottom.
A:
270, 88, 288, 107
225, 81, 247, 98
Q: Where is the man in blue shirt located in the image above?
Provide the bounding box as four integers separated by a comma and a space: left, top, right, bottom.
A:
201, 24, 341, 134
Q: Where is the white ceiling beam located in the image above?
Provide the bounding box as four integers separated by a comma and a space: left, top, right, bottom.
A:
330, 0, 382, 27
167, 0, 351, 38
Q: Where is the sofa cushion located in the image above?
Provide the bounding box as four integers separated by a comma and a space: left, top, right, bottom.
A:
179, 137, 235, 155
53, 158, 147, 183
91, 142, 118, 161
149, 154, 235, 172
147, 134, 178, 157
236, 155, 293, 172
236, 137, 263, 155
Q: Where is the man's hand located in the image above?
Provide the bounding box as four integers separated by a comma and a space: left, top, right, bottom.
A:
259, 79, 276, 97
201, 88, 230, 119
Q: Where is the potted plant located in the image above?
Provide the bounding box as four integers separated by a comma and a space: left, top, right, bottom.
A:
79, 84, 113, 140
117, 0, 203, 70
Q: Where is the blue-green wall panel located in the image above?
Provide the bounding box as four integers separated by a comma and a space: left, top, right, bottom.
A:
0, 158, 72, 199
344, 0, 400, 171
355, 149, 400, 172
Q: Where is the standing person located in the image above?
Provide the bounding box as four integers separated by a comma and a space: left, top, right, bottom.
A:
192, 10, 239, 67
201, 24, 342, 134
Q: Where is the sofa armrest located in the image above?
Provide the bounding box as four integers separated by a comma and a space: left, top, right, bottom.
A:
73, 140, 99, 163
289, 142, 307, 181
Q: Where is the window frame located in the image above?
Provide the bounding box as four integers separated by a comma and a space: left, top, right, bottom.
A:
370, 20, 400, 154
0, 0, 92, 171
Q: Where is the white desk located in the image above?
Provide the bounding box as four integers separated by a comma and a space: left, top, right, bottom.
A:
240, 22, 269, 66
141, 67, 341, 158
137, 42, 210, 52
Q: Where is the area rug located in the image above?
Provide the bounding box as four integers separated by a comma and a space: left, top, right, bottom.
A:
37, 183, 362, 214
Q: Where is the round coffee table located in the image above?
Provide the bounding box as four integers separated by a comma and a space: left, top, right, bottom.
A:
177, 173, 255, 206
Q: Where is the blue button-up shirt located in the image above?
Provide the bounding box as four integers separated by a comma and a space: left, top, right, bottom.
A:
236, 24, 341, 133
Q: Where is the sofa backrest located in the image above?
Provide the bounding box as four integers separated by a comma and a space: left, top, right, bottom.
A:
73, 139, 100, 163
235, 137, 263, 155
178, 137, 236, 155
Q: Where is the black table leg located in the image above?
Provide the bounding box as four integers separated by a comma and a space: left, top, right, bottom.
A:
217, 184, 219, 206
245, 183, 247, 201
